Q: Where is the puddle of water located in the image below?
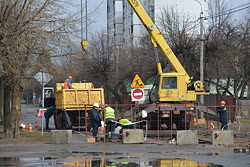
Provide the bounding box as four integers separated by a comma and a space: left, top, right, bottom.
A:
195, 152, 220, 156
0, 156, 223, 167
234, 148, 249, 153
0, 157, 57, 166
1, 148, 249, 166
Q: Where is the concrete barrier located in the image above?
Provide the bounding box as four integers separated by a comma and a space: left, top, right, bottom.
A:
177, 130, 198, 145
211, 130, 234, 145
122, 129, 144, 144
51, 130, 72, 144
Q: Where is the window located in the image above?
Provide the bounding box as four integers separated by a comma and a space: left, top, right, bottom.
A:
161, 77, 177, 89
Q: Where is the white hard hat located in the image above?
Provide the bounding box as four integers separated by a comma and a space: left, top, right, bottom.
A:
93, 103, 99, 108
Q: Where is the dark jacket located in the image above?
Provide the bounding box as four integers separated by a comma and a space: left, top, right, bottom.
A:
216, 106, 227, 123
90, 108, 101, 127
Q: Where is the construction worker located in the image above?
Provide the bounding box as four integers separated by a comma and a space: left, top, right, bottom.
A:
64, 76, 74, 89
216, 101, 228, 130
44, 105, 56, 130
116, 117, 134, 136
90, 103, 102, 142
105, 105, 116, 141
106, 159, 116, 167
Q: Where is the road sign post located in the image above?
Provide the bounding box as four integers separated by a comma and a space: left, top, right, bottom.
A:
131, 74, 145, 102
34, 71, 52, 136
131, 88, 145, 101
131, 74, 145, 89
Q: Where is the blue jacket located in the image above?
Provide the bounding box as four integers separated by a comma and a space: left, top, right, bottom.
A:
90, 108, 101, 127
216, 106, 227, 123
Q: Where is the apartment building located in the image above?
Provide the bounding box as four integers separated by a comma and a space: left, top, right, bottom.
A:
107, 0, 208, 49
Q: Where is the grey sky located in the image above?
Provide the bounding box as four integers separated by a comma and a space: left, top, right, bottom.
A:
76, 0, 249, 38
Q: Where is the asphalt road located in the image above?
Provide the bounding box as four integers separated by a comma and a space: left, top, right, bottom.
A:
0, 104, 249, 167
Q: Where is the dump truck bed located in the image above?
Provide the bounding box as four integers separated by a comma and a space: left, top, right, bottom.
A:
55, 83, 105, 110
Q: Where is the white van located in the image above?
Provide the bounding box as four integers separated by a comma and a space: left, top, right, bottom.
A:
137, 85, 153, 104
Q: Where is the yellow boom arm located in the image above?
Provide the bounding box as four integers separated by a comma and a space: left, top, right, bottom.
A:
127, 0, 189, 77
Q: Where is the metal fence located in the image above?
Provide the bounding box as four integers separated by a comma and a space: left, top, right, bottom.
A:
71, 104, 250, 144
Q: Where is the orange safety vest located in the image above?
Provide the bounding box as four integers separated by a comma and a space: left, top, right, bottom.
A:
64, 80, 69, 89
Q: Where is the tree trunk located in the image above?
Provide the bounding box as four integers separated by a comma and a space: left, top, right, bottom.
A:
5, 84, 23, 138
0, 79, 4, 124
4, 82, 11, 132
240, 81, 247, 99
112, 89, 123, 104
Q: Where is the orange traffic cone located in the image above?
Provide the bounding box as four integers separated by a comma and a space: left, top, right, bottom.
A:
28, 123, 33, 132
193, 117, 197, 125
35, 121, 38, 129
210, 120, 214, 129
22, 122, 26, 131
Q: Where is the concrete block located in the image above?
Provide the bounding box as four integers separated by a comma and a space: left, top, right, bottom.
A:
122, 129, 144, 144
211, 130, 234, 145
87, 137, 96, 143
177, 130, 198, 145
51, 130, 72, 144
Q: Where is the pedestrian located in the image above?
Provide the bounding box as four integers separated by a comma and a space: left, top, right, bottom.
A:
115, 117, 135, 136
44, 105, 56, 130
105, 105, 116, 141
216, 101, 228, 130
64, 76, 74, 89
90, 103, 102, 142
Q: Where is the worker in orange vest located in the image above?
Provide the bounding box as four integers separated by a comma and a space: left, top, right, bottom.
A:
64, 76, 74, 89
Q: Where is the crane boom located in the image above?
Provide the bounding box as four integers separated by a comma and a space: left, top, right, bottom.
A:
127, 0, 188, 76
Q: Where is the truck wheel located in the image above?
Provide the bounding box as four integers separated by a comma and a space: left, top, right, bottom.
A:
148, 112, 158, 130
166, 121, 173, 130
61, 110, 72, 129
55, 110, 63, 129
176, 112, 190, 130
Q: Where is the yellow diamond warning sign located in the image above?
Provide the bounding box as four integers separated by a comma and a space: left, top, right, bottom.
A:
131, 74, 145, 89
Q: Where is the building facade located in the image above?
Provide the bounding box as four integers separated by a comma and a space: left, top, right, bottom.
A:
107, 0, 208, 49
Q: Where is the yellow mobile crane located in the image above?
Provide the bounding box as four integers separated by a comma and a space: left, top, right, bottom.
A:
127, 0, 209, 130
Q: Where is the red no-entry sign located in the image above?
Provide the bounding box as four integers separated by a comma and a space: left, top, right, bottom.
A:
131, 88, 145, 101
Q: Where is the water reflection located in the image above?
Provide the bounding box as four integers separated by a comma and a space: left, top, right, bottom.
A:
0, 156, 224, 167
233, 148, 249, 153
56, 158, 223, 167
0, 157, 57, 166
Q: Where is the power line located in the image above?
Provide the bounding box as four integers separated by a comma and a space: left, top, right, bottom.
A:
209, 5, 250, 19
229, 2, 250, 11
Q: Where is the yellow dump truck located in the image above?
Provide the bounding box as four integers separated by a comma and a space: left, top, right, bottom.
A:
55, 82, 105, 129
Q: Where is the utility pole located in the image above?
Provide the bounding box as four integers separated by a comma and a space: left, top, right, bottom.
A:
195, 0, 204, 117
200, 8, 204, 105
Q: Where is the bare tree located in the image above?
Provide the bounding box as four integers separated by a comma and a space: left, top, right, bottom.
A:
205, 0, 250, 99
80, 31, 157, 104
235, 13, 250, 99
157, 7, 200, 78
0, 0, 79, 138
